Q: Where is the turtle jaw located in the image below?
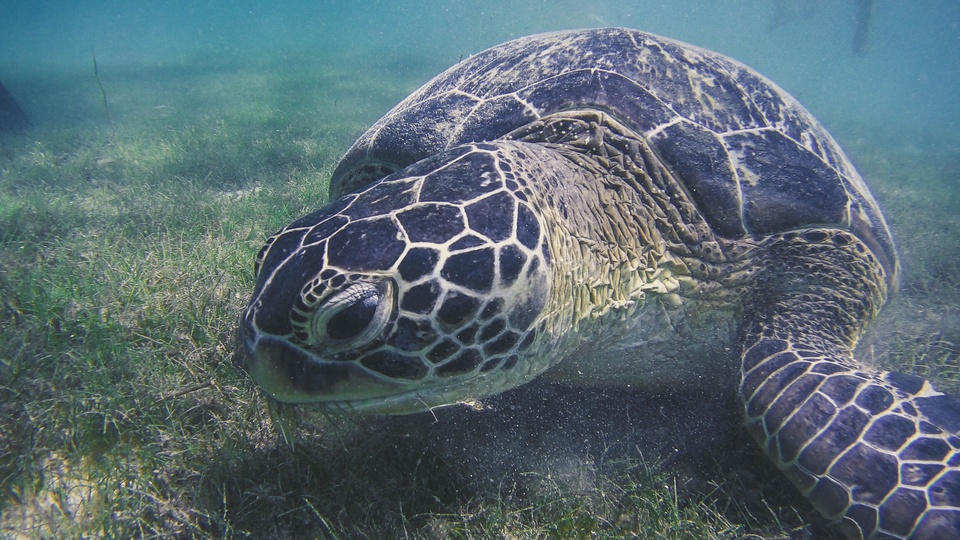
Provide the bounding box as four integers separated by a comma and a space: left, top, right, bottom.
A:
296, 382, 499, 415
238, 322, 409, 408
236, 318, 508, 415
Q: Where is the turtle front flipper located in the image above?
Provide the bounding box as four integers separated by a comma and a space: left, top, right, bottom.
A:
739, 229, 960, 539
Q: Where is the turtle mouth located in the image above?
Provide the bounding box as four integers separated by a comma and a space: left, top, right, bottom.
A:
235, 317, 489, 415
301, 386, 481, 415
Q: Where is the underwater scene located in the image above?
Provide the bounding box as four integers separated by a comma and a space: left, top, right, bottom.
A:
1, 1, 958, 538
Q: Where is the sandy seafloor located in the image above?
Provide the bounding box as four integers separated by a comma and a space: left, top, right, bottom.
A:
1, 1, 958, 538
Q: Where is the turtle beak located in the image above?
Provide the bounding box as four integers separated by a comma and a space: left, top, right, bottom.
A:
234, 307, 261, 376
235, 306, 300, 400
235, 308, 408, 406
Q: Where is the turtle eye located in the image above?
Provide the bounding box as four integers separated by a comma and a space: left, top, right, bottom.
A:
325, 292, 381, 340
300, 280, 394, 352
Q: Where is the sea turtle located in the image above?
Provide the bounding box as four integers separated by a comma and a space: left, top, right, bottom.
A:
237, 28, 960, 539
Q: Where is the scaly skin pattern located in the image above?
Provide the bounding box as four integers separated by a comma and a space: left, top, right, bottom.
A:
741, 230, 960, 539
238, 29, 960, 538
241, 142, 558, 412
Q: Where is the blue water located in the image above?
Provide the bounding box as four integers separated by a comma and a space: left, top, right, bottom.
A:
1, 0, 958, 143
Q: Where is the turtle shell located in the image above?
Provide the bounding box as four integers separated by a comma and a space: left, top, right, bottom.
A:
331, 28, 897, 286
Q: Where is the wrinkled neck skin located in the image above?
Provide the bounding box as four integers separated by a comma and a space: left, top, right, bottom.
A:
500, 111, 742, 386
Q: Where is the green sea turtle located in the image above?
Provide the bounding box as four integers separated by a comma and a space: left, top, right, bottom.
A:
237, 28, 959, 539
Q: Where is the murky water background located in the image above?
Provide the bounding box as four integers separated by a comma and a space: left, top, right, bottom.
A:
3, 1, 958, 141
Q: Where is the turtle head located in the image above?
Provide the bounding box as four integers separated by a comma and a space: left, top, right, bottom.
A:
237, 145, 552, 414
